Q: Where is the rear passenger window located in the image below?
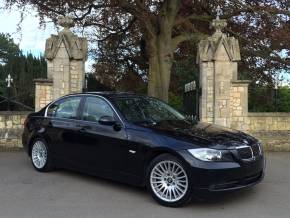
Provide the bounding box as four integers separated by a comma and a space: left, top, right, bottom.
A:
82, 97, 114, 122
47, 97, 81, 119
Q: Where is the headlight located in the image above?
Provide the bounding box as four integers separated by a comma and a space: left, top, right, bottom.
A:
188, 148, 222, 161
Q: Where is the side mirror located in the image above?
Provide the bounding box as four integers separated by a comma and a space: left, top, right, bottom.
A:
98, 116, 116, 126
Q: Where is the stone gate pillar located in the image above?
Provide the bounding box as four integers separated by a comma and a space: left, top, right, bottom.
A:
34, 16, 87, 111
197, 18, 242, 127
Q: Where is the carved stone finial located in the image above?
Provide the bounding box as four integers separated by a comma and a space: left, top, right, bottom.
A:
64, 3, 70, 15
57, 2, 75, 31
210, 6, 227, 36
216, 5, 223, 20
211, 18, 227, 36
58, 16, 75, 31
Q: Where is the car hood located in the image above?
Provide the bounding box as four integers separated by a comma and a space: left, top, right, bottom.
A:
138, 120, 257, 149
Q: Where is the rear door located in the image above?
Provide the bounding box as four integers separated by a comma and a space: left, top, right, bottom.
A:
45, 96, 83, 166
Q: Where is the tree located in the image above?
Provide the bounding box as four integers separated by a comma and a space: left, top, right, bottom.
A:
0, 33, 20, 64
0, 34, 47, 109
3, 0, 290, 102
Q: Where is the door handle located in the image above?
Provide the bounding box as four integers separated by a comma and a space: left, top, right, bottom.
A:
78, 127, 86, 133
77, 125, 91, 132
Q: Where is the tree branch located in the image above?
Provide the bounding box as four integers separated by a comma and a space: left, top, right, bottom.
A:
171, 32, 207, 50
174, 14, 212, 26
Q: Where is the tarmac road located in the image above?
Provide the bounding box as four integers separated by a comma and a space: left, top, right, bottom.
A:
0, 152, 289, 218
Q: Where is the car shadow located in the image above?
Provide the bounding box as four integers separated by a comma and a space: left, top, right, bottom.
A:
50, 168, 261, 208
54, 168, 148, 193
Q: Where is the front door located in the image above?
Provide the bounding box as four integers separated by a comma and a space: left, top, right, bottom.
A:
76, 96, 129, 177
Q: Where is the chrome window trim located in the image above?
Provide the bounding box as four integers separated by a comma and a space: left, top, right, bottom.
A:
44, 94, 125, 126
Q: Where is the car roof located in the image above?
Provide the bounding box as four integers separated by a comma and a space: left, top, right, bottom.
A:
65, 91, 147, 99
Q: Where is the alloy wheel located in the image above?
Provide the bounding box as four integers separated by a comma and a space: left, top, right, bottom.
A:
150, 160, 188, 202
31, 140, 48, 169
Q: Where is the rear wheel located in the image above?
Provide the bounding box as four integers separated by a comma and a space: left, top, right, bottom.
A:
147, 154, 193, 207
30, 139, 53, 172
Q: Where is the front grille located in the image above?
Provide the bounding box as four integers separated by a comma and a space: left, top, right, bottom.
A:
237, 143, 261, 160
237, 146, 253, 159
252, 143, 261, 156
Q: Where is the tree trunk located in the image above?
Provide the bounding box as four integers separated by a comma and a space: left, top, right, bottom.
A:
145, 0, 180, 102
147, 34, 173, 102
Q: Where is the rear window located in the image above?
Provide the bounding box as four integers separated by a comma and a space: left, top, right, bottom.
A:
47, 97, 82, 119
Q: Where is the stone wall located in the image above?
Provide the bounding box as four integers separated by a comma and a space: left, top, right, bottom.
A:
230, 81, 249, 131
196, 17, 290, 152
231, 113, 290, 132
34, 15, 87, 111
70, 60, 85, 93
229, 82, 290, 132
35, 79, 53, 112
197, 18, 242, 128
247, 113, 290, 131
250, 131, 290, 152
0, 112, 30, 150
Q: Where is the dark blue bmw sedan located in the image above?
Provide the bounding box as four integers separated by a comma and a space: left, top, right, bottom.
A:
22, 92, 265, 207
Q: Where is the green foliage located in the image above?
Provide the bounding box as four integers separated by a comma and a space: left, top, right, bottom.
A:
169, 42, 199, 111
248, 86, 290, 112
0, 33, 20, 64
87, 73, 113, 91
168, 92, 183, 112
277, 87, 290, 112
0, 34, 47, 110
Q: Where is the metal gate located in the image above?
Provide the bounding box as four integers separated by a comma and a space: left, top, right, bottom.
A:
183, 81, 200, 121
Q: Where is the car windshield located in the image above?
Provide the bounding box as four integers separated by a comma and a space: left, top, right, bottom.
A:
112, 97, 186, 124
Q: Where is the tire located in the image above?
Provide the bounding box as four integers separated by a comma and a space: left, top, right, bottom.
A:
147, 154, 193, 207
30, 138, 53, 172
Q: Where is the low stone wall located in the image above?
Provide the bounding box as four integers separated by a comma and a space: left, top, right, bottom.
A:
247, 113, 290, 131
247, 113, 290, 151
230, 112, 290, 151
231, 112, 290, 131
0, 111, 30, 150
250, 131, 290, 152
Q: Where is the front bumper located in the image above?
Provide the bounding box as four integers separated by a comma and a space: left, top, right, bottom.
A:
178, 150, 265, 192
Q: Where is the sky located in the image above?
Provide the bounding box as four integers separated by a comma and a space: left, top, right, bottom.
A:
0, 2, 56, 56
0, 1, 93, 71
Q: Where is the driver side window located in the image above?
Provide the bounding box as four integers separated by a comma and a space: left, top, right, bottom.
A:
82, 97, 114, 122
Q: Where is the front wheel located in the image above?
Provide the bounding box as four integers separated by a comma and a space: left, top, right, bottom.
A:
147, 154, 193, 207
30, 139, 53, 172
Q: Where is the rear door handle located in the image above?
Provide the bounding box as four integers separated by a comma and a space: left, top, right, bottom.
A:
77, 125, 91, 132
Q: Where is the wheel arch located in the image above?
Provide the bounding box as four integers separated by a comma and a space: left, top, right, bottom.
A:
28, 134, 52, 157
142, 148, 188, 186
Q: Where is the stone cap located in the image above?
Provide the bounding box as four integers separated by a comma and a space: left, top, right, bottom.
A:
0, 111, 31, 115
197, 17, 241, 63
45, 32, 88, 61
231, 80, 251, 86
45, 15, 88, 62
197, 35, 241, 63
34, 78, 53, 85
248, 112, 290, 117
